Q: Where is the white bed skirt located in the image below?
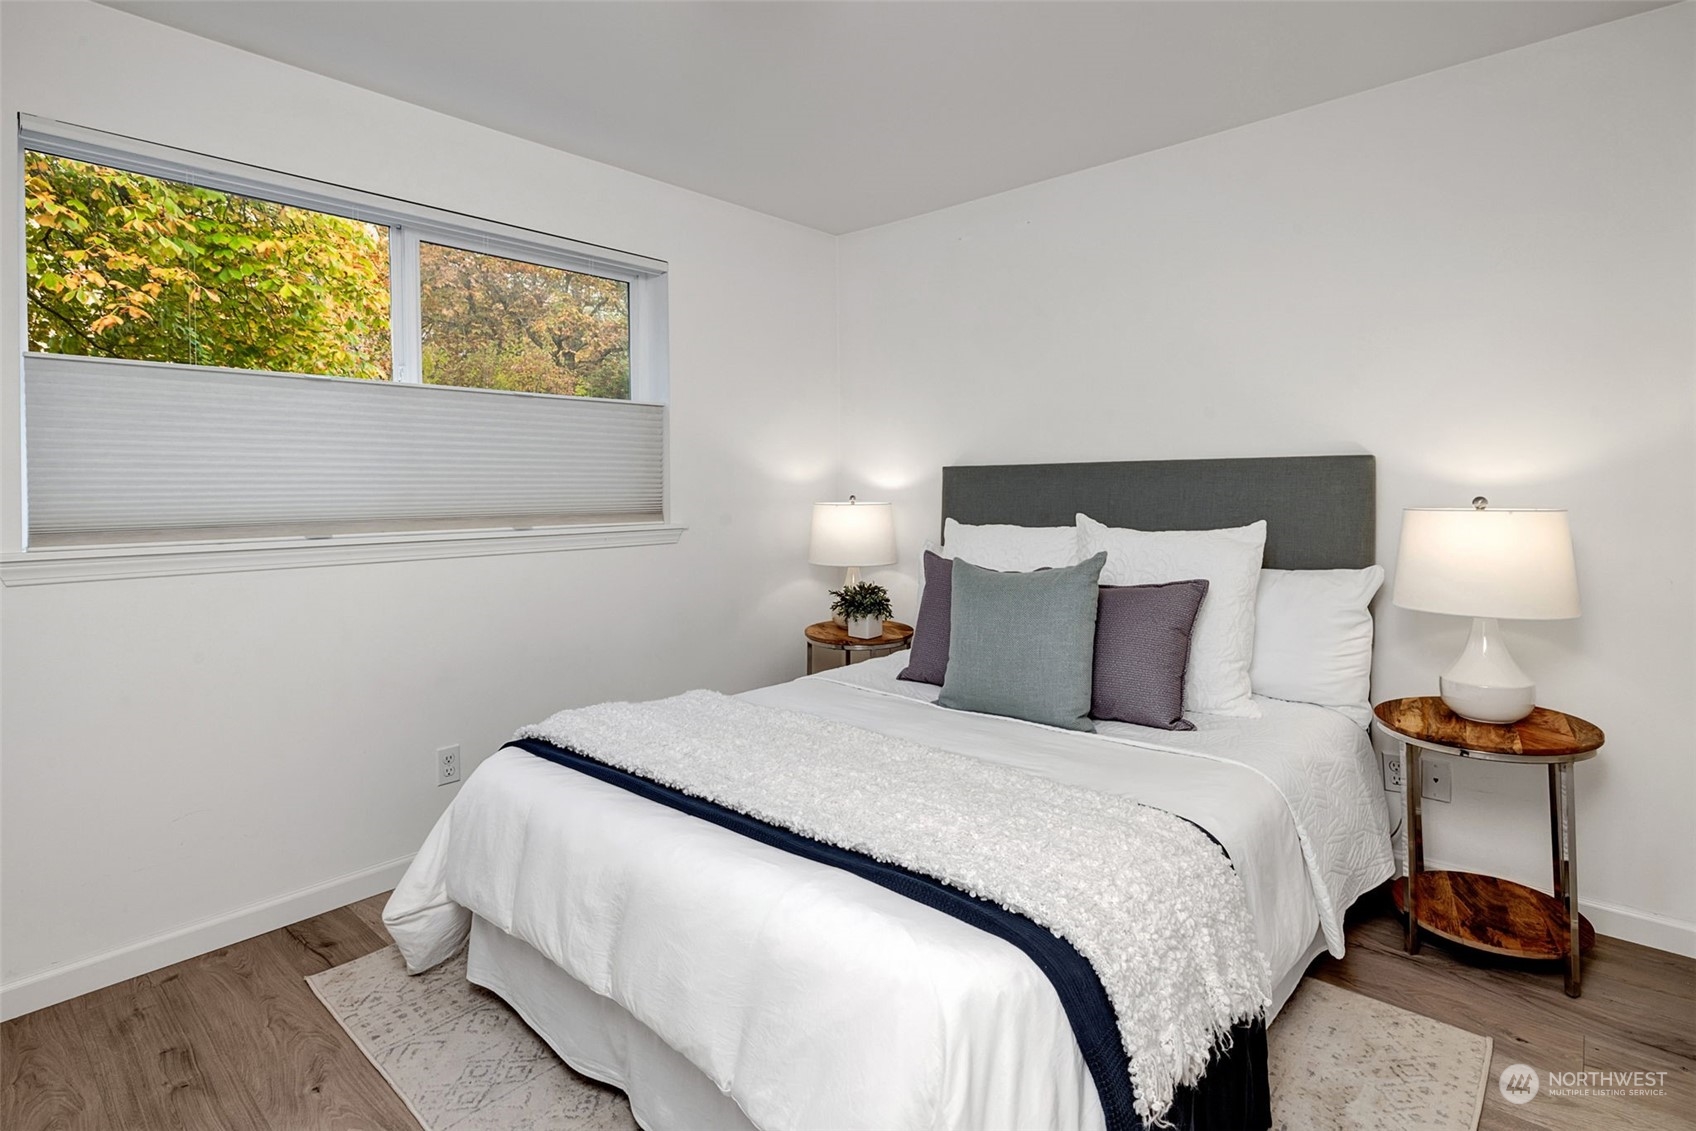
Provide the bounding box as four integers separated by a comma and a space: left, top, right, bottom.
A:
468, 914, 761, 1131
465, 913, 1331, 1131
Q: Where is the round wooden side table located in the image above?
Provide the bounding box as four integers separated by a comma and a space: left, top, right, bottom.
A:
804, 620, 913, 675
1373, 696, 1604, 997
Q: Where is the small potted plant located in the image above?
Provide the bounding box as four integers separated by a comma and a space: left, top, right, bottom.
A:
830, 581, 894, 639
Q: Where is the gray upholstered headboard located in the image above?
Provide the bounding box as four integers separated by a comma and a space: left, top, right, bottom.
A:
941, 455, 1376, 570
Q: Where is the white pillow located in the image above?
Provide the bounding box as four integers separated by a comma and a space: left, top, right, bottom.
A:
1250, 566, 1385, 727
941, 518, 1081, 572
1076, 513, 1267, 717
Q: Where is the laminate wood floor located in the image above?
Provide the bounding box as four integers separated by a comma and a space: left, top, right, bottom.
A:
3, 887, 1691, 1130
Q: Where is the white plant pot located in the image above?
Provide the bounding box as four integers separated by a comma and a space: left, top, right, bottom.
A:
847, 616, 884, 640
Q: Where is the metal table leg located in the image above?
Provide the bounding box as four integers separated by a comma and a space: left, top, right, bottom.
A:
806, 644, 816, 676
1404, 742, 1423, 954
1557, 762, 1582, 996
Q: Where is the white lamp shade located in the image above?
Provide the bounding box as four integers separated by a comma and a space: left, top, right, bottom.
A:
809, 500, 896, 567
1392, 507, 1580, 620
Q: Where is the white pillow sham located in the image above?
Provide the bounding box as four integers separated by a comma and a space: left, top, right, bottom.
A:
1250, 566, 1384, 727
940, 518, 1081, 572
1076, 513, 1267, 717
920, 522, 1081, 607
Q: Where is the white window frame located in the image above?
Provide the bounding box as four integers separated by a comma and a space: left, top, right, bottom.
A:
4, 115, 680, 585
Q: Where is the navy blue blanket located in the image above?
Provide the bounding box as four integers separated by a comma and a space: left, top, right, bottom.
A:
509, 737, 1270, 1131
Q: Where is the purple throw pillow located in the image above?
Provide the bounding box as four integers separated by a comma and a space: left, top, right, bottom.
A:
1091, 579, 1210, 730
898, 550, 954, 685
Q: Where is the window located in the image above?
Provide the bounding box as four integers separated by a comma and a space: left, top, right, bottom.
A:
12, 117, 675, 579
27, 152, 394, 379
419, 243, 630, 398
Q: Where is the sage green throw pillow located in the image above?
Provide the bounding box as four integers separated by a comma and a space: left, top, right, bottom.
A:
937, 552, 1108, 732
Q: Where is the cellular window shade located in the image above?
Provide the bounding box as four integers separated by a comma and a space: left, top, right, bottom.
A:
24, 356, 665, 541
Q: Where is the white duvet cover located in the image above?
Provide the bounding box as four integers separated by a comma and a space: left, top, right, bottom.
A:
816, 658, 1394, 958
386, 657, 1393, 1131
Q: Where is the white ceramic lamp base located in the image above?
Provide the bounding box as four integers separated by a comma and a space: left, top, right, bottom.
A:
1439, 617, 1536, 724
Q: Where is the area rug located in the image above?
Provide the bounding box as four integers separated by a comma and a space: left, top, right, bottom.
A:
309, 947, 1491, 1131
307, 947, 635, 1131
1268, 978, 1492, 1131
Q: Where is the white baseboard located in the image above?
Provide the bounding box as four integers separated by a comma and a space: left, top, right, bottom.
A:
0, 854, 413, 1022
1577, 897, 1696, 959
1412, 854, 1696, 959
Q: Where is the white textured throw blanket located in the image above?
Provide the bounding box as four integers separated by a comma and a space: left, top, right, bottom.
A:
517, 690, 1270, 1124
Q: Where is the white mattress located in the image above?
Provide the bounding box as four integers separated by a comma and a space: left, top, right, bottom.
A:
387, 657, 1393, 1131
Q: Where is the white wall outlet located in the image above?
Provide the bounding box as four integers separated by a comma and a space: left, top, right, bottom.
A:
1382, 751, 1404, 791
1421, 758, 1451, 803
437, 745, 462, 787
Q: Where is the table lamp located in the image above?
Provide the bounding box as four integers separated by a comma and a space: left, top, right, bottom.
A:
809, 496, 896, 615
1392, 498, 1579, 724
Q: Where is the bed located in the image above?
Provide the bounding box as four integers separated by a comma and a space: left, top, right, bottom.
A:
385, 455, 1395, 1131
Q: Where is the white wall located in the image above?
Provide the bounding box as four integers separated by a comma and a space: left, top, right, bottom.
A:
838, 6, 1695, 952
0, 1, 839, 1016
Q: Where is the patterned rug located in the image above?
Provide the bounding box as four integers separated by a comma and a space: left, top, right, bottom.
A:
1269, 979, 1491, 1131
308, 946, 1491, 1131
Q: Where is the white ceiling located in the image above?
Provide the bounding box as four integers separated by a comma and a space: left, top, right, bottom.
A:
109, 1, 1670, 234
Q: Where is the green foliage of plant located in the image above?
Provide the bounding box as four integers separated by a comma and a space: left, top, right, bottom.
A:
25, 152, 392, 378
420, 244, 630, 399
829, 582, 893, 622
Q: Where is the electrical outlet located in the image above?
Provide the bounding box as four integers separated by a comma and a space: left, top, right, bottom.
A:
1421, 758, 1451, 803
437, 745, 461, 787
1382, 751, 1404, 791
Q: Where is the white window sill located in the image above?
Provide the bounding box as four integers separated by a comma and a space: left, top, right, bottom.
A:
0, 523, 687, 586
